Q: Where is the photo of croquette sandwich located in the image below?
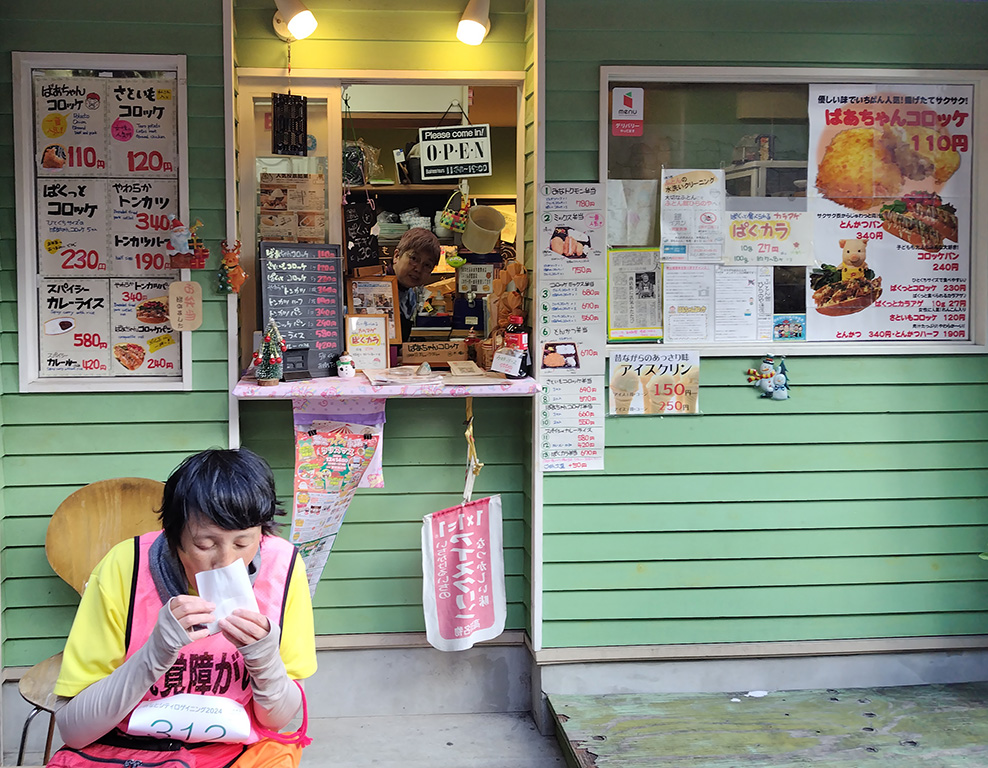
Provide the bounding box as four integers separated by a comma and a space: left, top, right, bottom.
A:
879, 192, 958, 251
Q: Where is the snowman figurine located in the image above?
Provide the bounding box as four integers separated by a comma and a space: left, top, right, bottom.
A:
337, 353, 356, 378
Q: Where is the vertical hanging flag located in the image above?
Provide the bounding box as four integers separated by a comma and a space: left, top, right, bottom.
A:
422, 495, 506, 651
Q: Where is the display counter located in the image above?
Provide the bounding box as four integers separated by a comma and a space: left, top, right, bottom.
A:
233, 375, 539, 399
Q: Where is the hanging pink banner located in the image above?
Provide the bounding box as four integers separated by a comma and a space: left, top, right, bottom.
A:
421, 495, 505, 651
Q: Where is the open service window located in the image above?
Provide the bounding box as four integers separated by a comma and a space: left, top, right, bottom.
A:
13, 52, 192, 392
600, 66, 988, 355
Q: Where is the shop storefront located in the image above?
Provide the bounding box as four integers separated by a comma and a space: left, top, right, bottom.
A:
3, 1, 988, 760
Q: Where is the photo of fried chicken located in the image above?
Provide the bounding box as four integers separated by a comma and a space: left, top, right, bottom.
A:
113, 342, 145, 371
815, 128, 903, 210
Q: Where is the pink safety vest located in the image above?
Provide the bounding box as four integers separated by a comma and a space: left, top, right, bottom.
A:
121, 531, 297, 749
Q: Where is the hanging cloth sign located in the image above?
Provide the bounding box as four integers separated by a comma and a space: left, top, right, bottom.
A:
421, 495, 506, 651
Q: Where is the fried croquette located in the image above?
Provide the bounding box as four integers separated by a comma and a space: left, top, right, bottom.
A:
881, 124, 960, 185
816, 127, 903, 210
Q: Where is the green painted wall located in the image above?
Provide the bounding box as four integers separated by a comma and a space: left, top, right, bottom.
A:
234, 0, 532, 638
0, 3, 231, 667
540, 0, 988, 649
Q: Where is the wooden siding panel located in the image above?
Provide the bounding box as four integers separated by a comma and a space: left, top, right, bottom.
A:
241, 395, 531, 637
541, 0, 988, 650
0, 3, 232, 668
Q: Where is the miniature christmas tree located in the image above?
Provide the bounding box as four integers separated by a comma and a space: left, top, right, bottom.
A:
253, 319, 287, 385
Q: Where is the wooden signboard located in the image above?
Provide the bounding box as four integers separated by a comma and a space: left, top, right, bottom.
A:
401, 339, 468, 365
258, 241, 345, 376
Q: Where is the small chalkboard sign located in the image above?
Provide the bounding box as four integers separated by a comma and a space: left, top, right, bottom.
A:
343, 201, 380, 272
258, 241, 345, 377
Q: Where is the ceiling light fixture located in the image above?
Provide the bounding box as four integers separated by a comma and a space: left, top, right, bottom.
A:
273, 0, 318, 42
456, 0, 490, 46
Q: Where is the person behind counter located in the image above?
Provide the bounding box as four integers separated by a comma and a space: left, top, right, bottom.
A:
392, 227, 441, 340
51, 448, 317, 768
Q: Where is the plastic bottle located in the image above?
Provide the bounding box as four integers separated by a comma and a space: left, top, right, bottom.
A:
504, 315, 530, 379
465, 328, 480, 362
505, 315, 528, 352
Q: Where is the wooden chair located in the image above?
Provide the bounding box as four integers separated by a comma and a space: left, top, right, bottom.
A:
17, 478, 165, 765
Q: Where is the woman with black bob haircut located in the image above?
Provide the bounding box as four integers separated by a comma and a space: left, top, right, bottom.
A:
50, 448, 317, 768
159, 448, 283, 555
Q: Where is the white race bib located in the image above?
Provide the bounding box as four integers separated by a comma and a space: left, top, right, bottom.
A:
127, 694, 251, 743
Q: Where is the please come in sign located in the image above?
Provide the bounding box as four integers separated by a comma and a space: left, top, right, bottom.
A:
418, 123, 492, 179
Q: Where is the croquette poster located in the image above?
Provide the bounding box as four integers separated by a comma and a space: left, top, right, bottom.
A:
807, 84, 972, 343
33, 70, 183, 378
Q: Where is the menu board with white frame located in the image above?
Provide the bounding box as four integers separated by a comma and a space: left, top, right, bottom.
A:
14, 52, 191, 391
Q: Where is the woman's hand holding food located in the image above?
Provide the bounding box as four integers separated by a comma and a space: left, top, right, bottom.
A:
219, 608, 272, 648
168, 594, 216, 643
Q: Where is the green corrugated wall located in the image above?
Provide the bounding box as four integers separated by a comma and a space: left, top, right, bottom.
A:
540, 0, 988, 649
0, 2, 231, 667
233, 0, 532, 638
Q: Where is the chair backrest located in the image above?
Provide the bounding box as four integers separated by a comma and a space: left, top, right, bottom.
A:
46, 477, 165, 595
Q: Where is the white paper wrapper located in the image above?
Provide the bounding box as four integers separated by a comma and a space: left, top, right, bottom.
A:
195, 559, 259, 634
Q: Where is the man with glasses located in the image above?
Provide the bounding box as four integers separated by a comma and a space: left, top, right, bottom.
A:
392, 228, 441, 340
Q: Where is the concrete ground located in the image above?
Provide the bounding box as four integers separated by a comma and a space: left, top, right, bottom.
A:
301, 712, 565, 768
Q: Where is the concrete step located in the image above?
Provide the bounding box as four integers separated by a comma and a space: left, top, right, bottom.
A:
302, 712, 566, 768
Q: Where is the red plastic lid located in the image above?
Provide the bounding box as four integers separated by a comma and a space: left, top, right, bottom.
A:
508, 315, 524, 324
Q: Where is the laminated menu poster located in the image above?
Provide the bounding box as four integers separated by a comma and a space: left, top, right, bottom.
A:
259, 242, 345, 375
806, 83, 973, 342
258, 172, 327, 244
609, 350, 700, 416
40, 277, 179, 376
31, 69, 183, 380
538, 184, 606, 281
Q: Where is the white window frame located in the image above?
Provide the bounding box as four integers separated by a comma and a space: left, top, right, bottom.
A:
13, 51, 192, 392
599, 65, 988, 356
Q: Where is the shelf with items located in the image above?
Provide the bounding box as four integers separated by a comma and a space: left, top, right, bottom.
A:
724, 160, 808, 197
347, 184, 459, 194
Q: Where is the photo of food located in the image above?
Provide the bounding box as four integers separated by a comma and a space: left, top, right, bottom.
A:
609, 363, 640, 415
541, 342, 580, 370
41, 144, 66, 169
136, 298, 169, 324
810, 239, 882, 316
43, 317, 75, 335
879, 192, 958, 250
548, 226, 590, 259
815, 106, 963, 212
113, 342, 146, 371
815, 127, 903, 210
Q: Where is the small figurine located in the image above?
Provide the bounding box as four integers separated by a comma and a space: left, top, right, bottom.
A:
218, 239, 247, 294
168, 216, 209, 269
745, 356, 790, 400
252, 319, 287, 386
168, 215, 191, 254
337, 353, 356, 378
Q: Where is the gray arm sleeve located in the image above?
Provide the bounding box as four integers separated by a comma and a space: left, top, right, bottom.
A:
54, 601, 190, 748
237, 622, 302, 731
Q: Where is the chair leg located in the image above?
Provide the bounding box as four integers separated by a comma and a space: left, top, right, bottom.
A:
43, 712, 57, 764
17, 706, 43, 766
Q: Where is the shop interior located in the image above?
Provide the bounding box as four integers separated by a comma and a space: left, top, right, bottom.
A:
238, 80, 525, 376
